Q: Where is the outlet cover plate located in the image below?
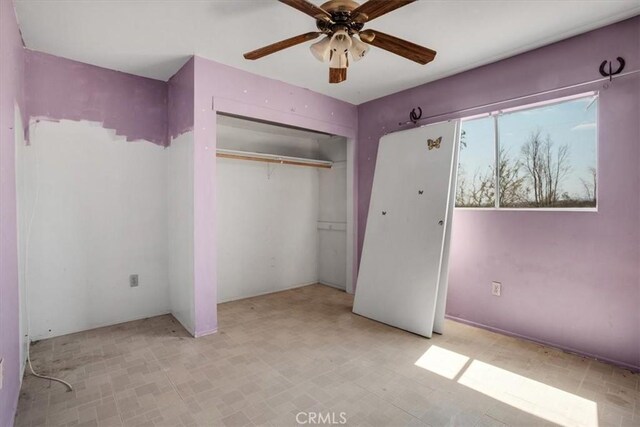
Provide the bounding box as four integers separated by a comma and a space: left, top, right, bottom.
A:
491, 281, 502, 296
129, 274, 139, 287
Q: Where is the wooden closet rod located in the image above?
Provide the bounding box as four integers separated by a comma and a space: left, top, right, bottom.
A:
216, 149, 333, 169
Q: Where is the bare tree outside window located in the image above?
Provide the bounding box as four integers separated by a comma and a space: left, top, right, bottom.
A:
456, 95, 597, 209
498, 147, 527, 207
519, 130, 571, 207
456, 117, 495, 207
581, 166, 597, 205
456, 165, 494, 207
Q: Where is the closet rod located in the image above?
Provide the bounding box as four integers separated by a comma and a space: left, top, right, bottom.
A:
398, 68, 640, 127
216, 148, 333, 169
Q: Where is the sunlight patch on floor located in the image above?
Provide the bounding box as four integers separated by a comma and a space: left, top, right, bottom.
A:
414, 348, 598, 427
458, 360, 598, 426
414, 345, 470, 379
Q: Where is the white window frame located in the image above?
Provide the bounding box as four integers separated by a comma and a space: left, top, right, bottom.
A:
456, 91, 599, 212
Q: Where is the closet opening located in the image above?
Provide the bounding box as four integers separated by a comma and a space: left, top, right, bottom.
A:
215, 113, 355, 303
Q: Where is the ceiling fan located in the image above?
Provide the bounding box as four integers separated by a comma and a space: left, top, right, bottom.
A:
243, 0, 436, 84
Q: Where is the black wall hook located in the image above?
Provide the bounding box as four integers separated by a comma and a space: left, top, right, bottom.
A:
409, 107, 422, 124
599, 57, 625, 82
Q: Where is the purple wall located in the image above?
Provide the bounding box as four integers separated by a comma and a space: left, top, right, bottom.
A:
25, 50, 168, 146
0, 0, 24, 424
192, 56, 358, 336
357, 16, 640, 370
168, 58, 194, 140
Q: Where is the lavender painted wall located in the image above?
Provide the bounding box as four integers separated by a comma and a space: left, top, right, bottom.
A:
0, 0, 24, 424
25, 50, 168, 146
192, 56, 357, 336
357, 16, 640, 370
168, 57, 194, 140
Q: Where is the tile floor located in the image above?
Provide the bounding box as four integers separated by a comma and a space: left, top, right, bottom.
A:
16, 284, 639, 427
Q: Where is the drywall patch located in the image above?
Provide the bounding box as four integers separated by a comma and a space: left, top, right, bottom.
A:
19, 119, 170, 339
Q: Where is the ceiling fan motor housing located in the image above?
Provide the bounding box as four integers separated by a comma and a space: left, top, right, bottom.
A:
316, 0, 365, 34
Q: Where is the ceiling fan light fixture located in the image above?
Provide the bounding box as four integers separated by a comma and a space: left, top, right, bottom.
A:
329, 48, 349, 69
349, 36, 369, 62
329, 28, 352, 62
309, 36, 331, 62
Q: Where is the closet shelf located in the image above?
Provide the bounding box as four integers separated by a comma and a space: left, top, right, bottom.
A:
216, 148, 332, 169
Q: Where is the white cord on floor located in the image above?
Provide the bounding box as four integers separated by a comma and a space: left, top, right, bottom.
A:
23, 126, 73, 392
27, 353, 73, 391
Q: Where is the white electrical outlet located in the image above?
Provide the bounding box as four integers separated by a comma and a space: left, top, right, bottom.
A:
491, 281, 502, 296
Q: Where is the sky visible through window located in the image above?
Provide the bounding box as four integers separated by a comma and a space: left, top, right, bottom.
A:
457, 95, 597, 208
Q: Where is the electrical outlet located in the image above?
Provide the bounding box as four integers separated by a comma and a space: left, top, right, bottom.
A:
492, 281, 502, 296
129, 274, 139, 287
0, 358, 3, 390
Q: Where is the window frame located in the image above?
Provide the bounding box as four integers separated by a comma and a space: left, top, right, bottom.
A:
455, 91, 599, 212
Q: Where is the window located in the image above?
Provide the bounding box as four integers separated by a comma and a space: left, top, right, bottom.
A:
456, 93, 598, 209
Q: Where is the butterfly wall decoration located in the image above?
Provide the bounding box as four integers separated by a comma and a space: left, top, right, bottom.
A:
427, 137, 442, 150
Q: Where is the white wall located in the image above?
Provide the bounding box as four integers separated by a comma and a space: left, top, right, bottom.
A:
216, 158, 320, 302
318, 139, 347, 289
167, 132, 195, 334
15, 106, 28, 377
16, 116, 349, 338
216, 118, 324, 158
216, 123, 324, 302
17, 120, 170, 340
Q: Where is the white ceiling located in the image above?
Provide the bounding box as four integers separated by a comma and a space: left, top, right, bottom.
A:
14, 0, 640, 104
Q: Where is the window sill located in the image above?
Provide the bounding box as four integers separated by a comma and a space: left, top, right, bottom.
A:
454, 207, 598, 213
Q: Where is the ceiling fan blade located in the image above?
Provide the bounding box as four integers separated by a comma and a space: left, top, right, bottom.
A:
359, 29, 436, 65
244, 32, 321, 60
329, 68, 347, 84
352, 0, 416, 24
279, 0, 333, 22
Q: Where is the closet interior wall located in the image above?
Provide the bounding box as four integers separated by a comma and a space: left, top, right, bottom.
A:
216, 115, 347, 302
317, 138, 347, 290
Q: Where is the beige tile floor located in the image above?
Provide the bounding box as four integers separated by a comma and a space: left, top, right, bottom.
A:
16, 284, 639, 427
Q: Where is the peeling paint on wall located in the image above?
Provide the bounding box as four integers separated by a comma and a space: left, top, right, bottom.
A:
25, 50, 168, 146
